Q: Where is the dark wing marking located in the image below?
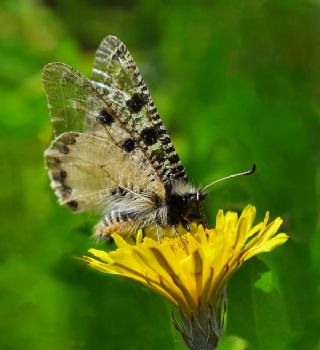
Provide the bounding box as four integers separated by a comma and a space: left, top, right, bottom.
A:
91, 35, 187, 183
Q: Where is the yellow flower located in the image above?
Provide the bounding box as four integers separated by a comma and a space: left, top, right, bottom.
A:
81, 205, 288, 349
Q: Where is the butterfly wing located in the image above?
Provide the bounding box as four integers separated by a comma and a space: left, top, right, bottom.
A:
45, 131, 163, 213
91, 35, 187, 183
43, 63, 165, 213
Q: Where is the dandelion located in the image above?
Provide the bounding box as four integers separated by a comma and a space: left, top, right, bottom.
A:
81, 205, 288, 350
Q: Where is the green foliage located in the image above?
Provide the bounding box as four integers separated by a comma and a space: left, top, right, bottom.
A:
0, 0, 319, 349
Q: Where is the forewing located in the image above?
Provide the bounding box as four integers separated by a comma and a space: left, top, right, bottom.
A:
43, 63, 166, 212
91, 35, 187, 183
43, 62, 116, 138
45, 132, 164, 213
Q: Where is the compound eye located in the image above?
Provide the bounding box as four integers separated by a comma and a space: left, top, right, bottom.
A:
199, 192, 207, 201
189, 194, 196, 201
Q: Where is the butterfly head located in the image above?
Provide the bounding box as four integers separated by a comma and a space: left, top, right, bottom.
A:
181, 191, 207, 204
168, 181, 206, 203
166, 181, 207, 227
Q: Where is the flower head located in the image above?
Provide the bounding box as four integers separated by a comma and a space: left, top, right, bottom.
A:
81, 205, 288, 349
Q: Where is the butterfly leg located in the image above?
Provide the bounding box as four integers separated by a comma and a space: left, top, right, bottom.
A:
181, 218, 191, 232
172, 225, 180, 237
156, 225, 162, 240
172, 224, 189, 251
198, 203, 208, 229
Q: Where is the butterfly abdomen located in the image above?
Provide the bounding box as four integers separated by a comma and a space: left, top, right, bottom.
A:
94, 211, 137, 239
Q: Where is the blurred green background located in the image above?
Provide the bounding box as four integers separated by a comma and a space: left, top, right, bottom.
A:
1, 0, 319, 349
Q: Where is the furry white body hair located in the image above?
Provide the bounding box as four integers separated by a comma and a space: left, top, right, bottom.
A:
94, 180, 201, 239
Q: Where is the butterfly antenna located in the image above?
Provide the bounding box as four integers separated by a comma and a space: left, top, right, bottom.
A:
202, 163, 256, 192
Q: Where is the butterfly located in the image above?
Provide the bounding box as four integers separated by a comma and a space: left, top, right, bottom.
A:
43, 35, 254, 240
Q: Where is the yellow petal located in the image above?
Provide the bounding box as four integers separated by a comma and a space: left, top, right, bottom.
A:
112, 233, 130, 248
81, 205, 288, 317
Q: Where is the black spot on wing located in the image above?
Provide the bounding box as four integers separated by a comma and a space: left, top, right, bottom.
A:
168, 154, 180, 164
68, 134, 78, 145
141, 127, 158, 146
166, 145, 175, 153
46, 157, 61, 167
57, 133, 79, 154
98, 109, 114, 125
150, 148, 166, 163
61, 185, 72, 199
157, 128, 167, 137
176, 165, 185, 173
52, 170, 67, 183
61, 146, 69, 154
122, 138, 135, 153
116, 45, 126, 56
60, 170, 67, 179
66, 200, 78, 211
126, 93, 147, 113
162, 137, 171, 145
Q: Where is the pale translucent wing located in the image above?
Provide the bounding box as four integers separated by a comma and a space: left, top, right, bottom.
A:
43, 62, 114, 137
43, 63, 166, 212
91, 35, 187, 183
45, 132, 165, 212
43, 62, 178, 185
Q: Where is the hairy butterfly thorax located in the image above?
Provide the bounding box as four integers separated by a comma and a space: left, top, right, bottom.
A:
43, 35, 255, 241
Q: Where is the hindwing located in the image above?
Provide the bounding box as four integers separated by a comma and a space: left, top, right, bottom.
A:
45, 132, 165, 213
